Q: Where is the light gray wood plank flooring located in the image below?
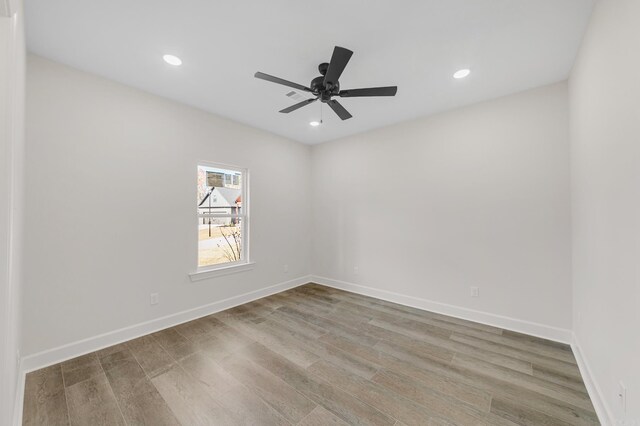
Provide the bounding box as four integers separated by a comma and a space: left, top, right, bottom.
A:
22, 283, 599, 425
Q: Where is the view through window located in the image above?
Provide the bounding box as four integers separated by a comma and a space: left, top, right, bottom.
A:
197, 164, 247, 268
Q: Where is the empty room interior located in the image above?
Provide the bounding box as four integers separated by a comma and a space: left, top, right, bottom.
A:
1, 0, 639, 425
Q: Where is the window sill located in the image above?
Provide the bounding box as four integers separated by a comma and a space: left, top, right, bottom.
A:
189, 262, 255, 282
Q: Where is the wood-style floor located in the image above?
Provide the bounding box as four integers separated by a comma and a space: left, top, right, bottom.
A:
23, 283, 599, 425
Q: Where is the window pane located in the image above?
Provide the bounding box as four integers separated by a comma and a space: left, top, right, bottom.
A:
197, 164, 245, 268
198, 165, 243, 216
198, 217, 243, 267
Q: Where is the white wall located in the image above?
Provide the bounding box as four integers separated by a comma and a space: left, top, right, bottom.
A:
23, 55, 311, 356
0, 1, 25, 424
569, 0, 640, 423
312, 82, 572, 335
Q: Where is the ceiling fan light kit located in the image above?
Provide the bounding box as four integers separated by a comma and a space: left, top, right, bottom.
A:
255, 46, 398, 121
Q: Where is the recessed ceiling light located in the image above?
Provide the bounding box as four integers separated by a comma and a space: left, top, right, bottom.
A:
163, 54, 182, 66
453, 69, 470, 79
309, 121, 321, 127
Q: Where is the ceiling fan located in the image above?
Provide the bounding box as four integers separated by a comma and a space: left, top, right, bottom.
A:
254, 46, 397, 121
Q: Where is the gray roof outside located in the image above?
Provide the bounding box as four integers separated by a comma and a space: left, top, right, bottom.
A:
214, 187, 241, 206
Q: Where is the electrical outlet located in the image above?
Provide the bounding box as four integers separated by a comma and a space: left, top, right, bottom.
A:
150, 293, 159, 305
283, 264, 289, 273
470, 287, 479, 297
618, 381, 627, 412
16, 350, 20, 367
354, 266, 359, 275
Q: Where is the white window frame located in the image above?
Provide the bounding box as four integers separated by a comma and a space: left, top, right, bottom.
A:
190, 161, 252, 281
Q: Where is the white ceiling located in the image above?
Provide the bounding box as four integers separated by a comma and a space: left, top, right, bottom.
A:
25, 0, 595, 145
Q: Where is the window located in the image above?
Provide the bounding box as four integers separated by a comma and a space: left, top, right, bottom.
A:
197, 163, 248, 270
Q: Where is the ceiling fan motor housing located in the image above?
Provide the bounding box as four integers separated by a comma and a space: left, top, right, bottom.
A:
311, 63, 340, 102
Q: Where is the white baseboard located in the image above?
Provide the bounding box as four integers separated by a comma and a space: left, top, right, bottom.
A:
13, 360, 25, 426
571, 334, 613, 426
19, 275, 311, 375
14, 274, 611, 426
13, 275, 311, 425
311, 275, 573, 344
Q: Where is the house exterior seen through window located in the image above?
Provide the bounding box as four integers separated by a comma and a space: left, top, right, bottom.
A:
197, 163, 248, 269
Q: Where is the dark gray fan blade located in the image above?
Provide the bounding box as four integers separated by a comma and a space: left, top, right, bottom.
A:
328, 99, 352, 120
323, 46, 353, 88
339, 86, 398, 97
254, 72, 311, 92
279, 98, 318, 113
